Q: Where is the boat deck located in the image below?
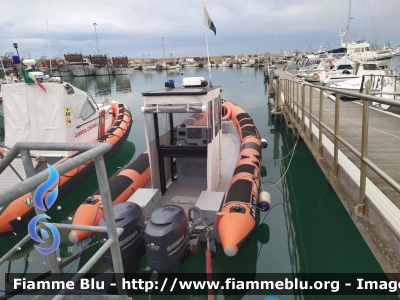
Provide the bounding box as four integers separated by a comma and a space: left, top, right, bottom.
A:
0, 157, 38, 192
160, 121, 241, 211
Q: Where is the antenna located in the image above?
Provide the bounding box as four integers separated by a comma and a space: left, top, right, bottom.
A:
46, 21, 52, 75
345, 0, 352, 56
162, 37, 168, 83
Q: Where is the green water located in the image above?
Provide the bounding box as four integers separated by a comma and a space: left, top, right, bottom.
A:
0, 68, 392, 299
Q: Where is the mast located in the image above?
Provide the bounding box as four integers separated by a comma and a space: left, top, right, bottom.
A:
345, 0, 352, 55
46, 21, 52, 75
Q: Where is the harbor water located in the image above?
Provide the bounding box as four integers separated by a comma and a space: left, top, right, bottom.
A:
0, 67, 394, 300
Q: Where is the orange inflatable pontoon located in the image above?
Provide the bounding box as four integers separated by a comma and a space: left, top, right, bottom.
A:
68, 152, 151, 243
0, 101, 132, 236
216, 101, 262, 256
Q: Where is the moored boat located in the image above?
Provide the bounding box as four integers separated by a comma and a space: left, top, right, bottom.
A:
64, 53, 95, 77
92, 54, 113, 76
0, 80, 132, 236
112, 56, 131, 75
67, 76, 271, 276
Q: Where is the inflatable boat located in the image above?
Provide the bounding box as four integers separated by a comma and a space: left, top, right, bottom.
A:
67, 77, 270, 275
0, 80, 132, 236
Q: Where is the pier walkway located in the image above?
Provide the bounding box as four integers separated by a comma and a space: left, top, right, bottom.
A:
277, 69, 400, 207
270, 69, 400, 272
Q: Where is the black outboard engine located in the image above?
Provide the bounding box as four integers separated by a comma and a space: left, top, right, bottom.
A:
98, 202, 145, 270
144, 205, 190, 273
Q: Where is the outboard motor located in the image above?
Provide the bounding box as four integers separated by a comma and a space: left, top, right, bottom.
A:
144, 205, 190, 273
98, 202, 145, 270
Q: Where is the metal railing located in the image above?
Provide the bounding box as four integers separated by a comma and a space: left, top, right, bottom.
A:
280, 77, 400, 215
0, 142, 128, 300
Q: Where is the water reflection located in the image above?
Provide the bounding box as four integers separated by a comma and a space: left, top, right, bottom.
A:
71, 76, 95, 92
95, 75, 113, 97
115, 74, 131, 93
143, 69, 157, 84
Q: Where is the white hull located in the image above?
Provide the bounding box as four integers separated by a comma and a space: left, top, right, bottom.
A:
70, 64, 95, 77
324, 75, 360, 85
167, 65, 180, 69
49, 69, 61, 77
114, 67, 131, 75
144, 65, 157, 70
59, 70, 74, 77
186, 63, 200, 67
94, 66, 112, 76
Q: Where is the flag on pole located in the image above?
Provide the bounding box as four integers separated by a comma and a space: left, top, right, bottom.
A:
203, 7, 216, 35
21, 68, 47, 93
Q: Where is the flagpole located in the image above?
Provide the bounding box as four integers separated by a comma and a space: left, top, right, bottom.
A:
203, 2, 212, 86
46, 21, 52, 75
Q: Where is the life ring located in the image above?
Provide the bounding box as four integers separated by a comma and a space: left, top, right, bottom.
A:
312, 73, 319, 80
222, 102, 232, 121
384, 69, 389, 76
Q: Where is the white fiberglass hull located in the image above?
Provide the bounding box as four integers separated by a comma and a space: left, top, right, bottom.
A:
70, 64, 95, 77
114, 67, 131, 75
94, 66, 113, 76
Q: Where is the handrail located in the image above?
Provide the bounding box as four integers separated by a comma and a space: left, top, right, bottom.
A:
0, 142, 128, 299
288, 76, 400, 106
281, 77, 400, 216
0, 142, 111, 207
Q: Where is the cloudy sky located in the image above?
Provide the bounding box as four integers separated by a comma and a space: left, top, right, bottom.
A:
1, 0, 399, 59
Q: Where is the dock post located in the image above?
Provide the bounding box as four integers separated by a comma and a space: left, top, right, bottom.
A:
272, 78, 282, 126
309, 86, 313, 140
333, 93, 340, 177
358, 98, 370, 215
318, 89, 323, 155
301, 84, 305, 132
276, 78, 281, 113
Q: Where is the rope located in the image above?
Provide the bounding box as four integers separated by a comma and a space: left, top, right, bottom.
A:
262, 132, 300, 187
262, 133, 299, 161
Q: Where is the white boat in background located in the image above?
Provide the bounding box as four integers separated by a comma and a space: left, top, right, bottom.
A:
185, 57, 204, 68
324, 59, 386, 85
144, 64, 157, 70
112, 56, 131, 75
64, 53, 95, 77
185, 62, 200, 67
92, 54, 113, 76
241, 62, 253, 67
299, 57, 334, 82
55, 57, 73, 77
36, 56, 62, 77
166, 62, 181, 69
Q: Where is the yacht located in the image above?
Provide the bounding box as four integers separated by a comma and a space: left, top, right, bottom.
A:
324, 58, 385, 85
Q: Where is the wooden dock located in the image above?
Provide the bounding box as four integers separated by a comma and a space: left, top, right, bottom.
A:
275, 69, 400, 208
270, 68, 400, 272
